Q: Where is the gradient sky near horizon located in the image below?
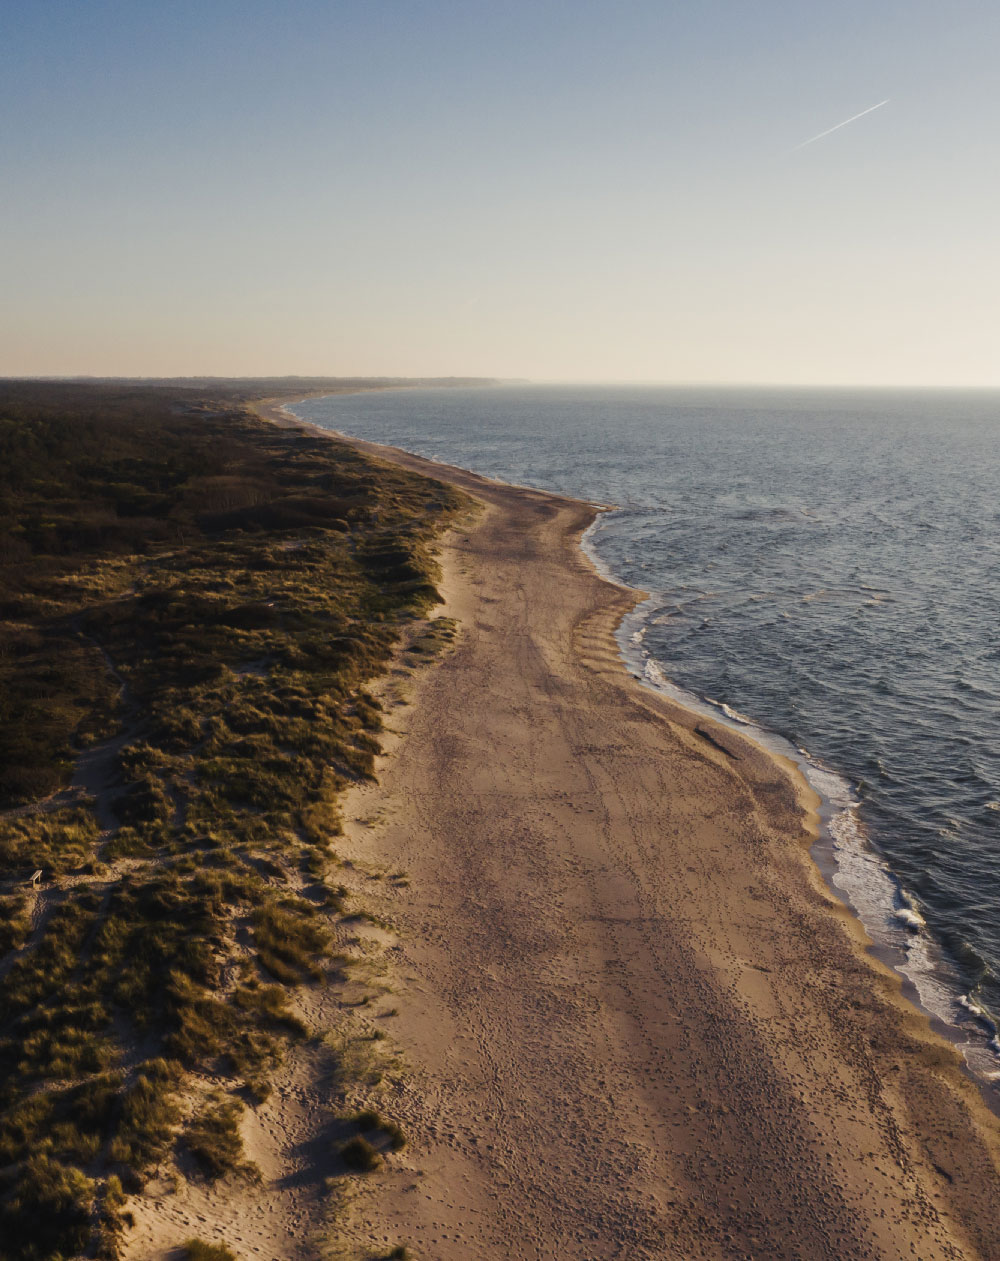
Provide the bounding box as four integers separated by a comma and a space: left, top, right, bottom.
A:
2, 0, 998, 385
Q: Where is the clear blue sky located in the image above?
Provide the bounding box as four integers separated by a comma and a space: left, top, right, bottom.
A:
2, 0, 997, 383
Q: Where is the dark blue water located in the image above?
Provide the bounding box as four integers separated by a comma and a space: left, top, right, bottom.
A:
293, 384, 1000, 1075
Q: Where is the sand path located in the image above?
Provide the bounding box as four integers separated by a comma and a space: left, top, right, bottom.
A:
332, 443, 1000, 1261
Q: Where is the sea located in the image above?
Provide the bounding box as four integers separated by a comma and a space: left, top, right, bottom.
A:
291, 384, 1000, 1087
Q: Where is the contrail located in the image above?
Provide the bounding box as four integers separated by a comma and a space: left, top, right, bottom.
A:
792, 99, 889, 151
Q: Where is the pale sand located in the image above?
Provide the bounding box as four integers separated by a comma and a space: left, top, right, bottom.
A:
330, 440, 1000, 1260
127, 420, 1000, 1260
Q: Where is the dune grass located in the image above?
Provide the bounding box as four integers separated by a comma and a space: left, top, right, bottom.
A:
185, 1092, 258, 1182
339, 1134, 383, 1173
0, 381, 470, 1259
351, 1108, 407, 1151
183, 1241, 238, 1261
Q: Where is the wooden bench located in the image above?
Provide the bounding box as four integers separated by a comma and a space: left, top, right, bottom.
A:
28, 869, 43, 889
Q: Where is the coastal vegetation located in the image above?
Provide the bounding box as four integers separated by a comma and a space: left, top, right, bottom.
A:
0, 381, 470, 1258
183, 1242, 237, 1261
336, 1107, 407, 1174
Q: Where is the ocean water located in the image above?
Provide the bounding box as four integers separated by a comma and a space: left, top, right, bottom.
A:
293, 384, 1000, 1084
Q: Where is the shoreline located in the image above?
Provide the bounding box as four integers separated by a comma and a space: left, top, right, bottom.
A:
611, 592, 1000, 1102
286, 396, 1000, 1102
269, 401, 1000, 1256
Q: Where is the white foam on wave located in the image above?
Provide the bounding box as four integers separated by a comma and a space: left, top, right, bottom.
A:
644, 657, 669, 687
579, 512, 636, 591
801, 751, 997, 1066
959, 993, 995, 1026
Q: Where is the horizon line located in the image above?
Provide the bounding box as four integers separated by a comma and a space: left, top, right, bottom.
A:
4, 373, 1000, 393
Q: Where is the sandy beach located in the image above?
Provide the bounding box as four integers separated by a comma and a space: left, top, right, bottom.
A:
331, 438, 1000, 1259
128, 422, 1000, 1260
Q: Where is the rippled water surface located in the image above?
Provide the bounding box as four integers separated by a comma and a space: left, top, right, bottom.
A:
295, 385, 1000, 1042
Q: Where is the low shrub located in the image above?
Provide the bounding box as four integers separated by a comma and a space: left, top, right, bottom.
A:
351, 1108, 406, 1150
183, 1239, 238, 1261
339, 1134, 382, 1173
